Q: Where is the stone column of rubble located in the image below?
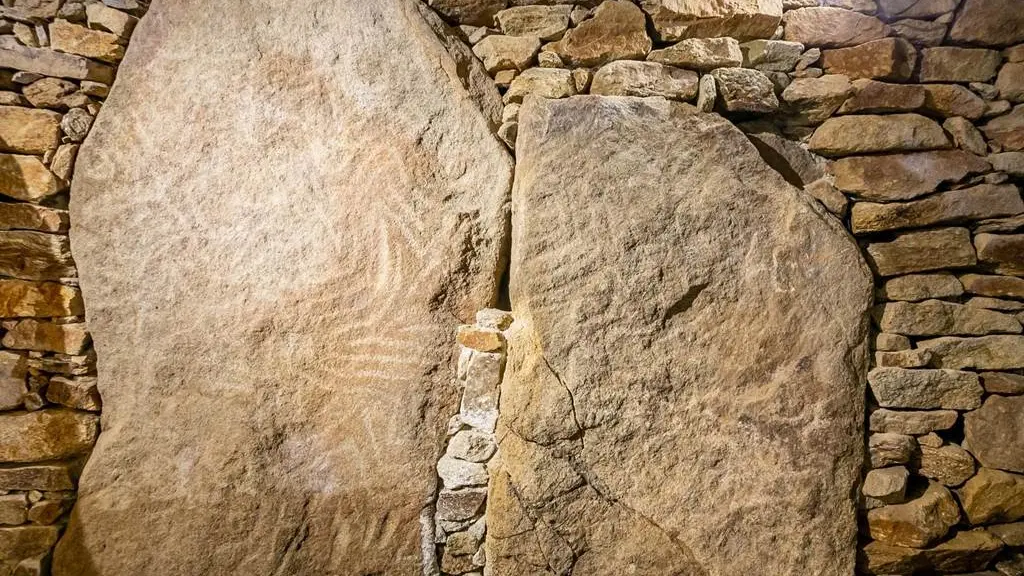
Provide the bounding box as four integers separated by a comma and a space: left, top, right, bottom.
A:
0, 1, 146, 573
423, 0, 1024, 573
433, 309, 512, 576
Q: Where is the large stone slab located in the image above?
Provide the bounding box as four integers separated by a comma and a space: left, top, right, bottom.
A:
640, 0, 782, 42
53, 1, 511, 574
830, 150, 990, 202
965, 395, 1024, 474
493, 95, 872, 576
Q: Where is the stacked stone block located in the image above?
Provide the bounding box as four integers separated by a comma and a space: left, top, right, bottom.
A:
0, 0, 144, 572
424, 0, 1024, 573
432, 309, 512, 576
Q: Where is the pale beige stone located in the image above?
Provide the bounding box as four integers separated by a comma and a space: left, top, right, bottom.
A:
837, 79, 925, 113
783, 7, 889, 47
869, 367, 983, 409
647, 37, 742, 71
0, 155, 65, 202
0, 36, 113, 83
0, 280, 82, 318
0, 409, 98, 462
0, 494, 27, 526
550, 1, 651, 67
808, 113, 948, 157
0, 107, 60, 155
944, 116, 988, 155
85, 3, 138, 38
917, 442, 976, 486
948, 0, 1024, 47
780, 74, 853, 124
965, 395, 1024, 474
820, 38, 917, 81
870, 432, 916, 467
49, 19, 124, 63
867, 482, 960, 547
2, 320, 89, 354
876, 349, 931, 368
831, 150, 988, 201
870, 408, 958, 434
428, 0, 507, 26
53, 2, 512, 572
874, 332, 911, 351
471, 34, 540, 73
803, 178, 848, 216
0, 204, 68, 233
495, 94, 871, 575
740, 39, 804, 72
866, 228, 976, 277
879, 273, 963, 302
0, 351, 26, 411
918, 335, 1024, 370
22, 77, 77, 109
495, 5, 569, 39
958, 468, 1024, 524
919, 47, 1002, 83
709, 67, 778, 112
864, 466, 909, 503
851, 184, 1024, 235
640, 0, 782, 42
46, 376, 100, 411
503, 67, 576, 103
590, 61, 698, 100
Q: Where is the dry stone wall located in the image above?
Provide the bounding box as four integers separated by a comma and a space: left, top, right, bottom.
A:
0, 0, 144, 573
422, 0, 1024, 574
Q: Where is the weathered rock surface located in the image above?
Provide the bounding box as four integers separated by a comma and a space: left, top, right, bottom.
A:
52, 1, 512, 574
866, 228, 976, 277
868, 367, 983, 409
959, 468, 1024, 525
965, 395, 1024, 474
917, 441, 976, 487
919, 335, 1024, 370
495, 95, 871, 576
870, 409, 958, 434
0, 154, 65, 202
870, 432, 916, 467
948, 0, 1024, 47
981, 371, 1024, 394
783, 7, 889, 47
495, 5, 570, 40
975, 233, 1024, 276
877, 0, 958, 20
879, 273, 963, 302
472, 34, 541, 73
830, 150, 989, 202
710, 67, 779, 112
0, 409, 98, 463
0, 279, 82, 318
0, 106, 61, 155
864, 466, 909, 503
922, 84, 987, 120
590, 61, 698, 100
982, 104, 1024, 151
851, 184, 1024, 235
550, 1, 651, 66
808, 113, 947, 157
503, 67, 577, 103
821, 38, 917, 81
837, 79, 925, 114
867, 482, 960, 547
919, 47, 1002, 83
0, 36, 113, 83
640, 0, 782, 42
647, 37, 742, 71
780, 74, 853, 124
960, 274, 1024, 300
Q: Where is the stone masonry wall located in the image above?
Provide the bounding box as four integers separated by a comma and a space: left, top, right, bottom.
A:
421, 0, 1024, 574
0, 0, 145, 573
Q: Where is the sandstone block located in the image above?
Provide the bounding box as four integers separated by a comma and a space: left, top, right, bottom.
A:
472, 35, 540, 73
830, 150, 989, 201
743, 128, 827, 186
877, 0, 959, 20
640, 0, 782, 42
709, 67, 779, 112
868, 367, 983, 409
783, 7, 888, 47
919, 47, 1002, 83
779, 74, 853, 124
981, 371, 1024, 394
917, 442, 976, 486
874, 332, 912, 351
0, 204, 68, 233
867, 482, 960, 547
0, 108, 60, 155
918, 335, 1024, 369
870, 408, 958, 434
996, 62, 1024, 103
0, 494, 27, 526
965, 395, 1024, 473
647, 37, 742, 71
921, 83, 987, 119
49, 19, 124, 63
0, 231, 75, 281
958, 468, 1024, 525
870, 432, 916, 467
0, 155, 65, 203
0, 279, 83, 318
0, 409, 98, 463
2, 320, 89, 354
495, 5, 570, 40
875, 348, 932, 368
0, 37, 113, 83
988, 522, 1024, 546
921, 529, 1004, 573
960, 274, 1024, 300
990, 151, 1024, 175
46, 376, 100, 411
850, 184, 1024, 235
503, 67, 576, 103
866, 227, 976, 277
864, 466, 909, 503
879, 273, 963, 302
428, 0, 507, 26
22, 77, 78, 110
981, 104, 1024, 151
0, 351, 26, 411
0, 463, 77, 491
889, 18, 947, 48
590, 61, 698, 100
550, 1, 651, 66
975, 233, 1024, 276
944, 116, 988, 155
460, 350, 503, 432
499, 94, 871, 575
740, 39, 804, 72
821, 38, 916, 81
85, 3, 138, 38
837, 79, 925, 113
0, 526, 59, 563
948, 0, 1024, 47
808, 113, 947, 157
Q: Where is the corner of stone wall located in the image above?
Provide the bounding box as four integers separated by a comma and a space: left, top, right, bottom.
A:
0, 0, 147, 572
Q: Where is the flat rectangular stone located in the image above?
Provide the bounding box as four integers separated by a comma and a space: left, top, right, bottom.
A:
869, 408, 958, 434
0, 154, 66, 202
919, 335, 1024, 369
808, 113, 948, 157
975, 233, 1024, 276
866, 228, 977, 277
960, 274, 1024, 300
820, 38, 917, 81
851, 184, 1024, 234
0, 107, 61, 155
0, 525, 59, 562
0, 36, 113, 83
0, 462, 78, 491
1, 320, 90, 354
878, 273, 964, 302
0, 203, 69, 233
0, 279, 83, 318
641, 0, 782, 42
868, 367, 983, 410
878, 300, 1022, 336
0, 409, 98, 463
830, 150, 990, 202
0, 231, 75, 281
919, 46, 1002, 82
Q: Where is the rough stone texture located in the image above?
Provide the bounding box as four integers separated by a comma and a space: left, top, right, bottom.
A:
989, 522, 1024, 546
830, 150, 989, 202
51, 0, 512, 574
0, 37, 113, 83
965, 395, 1024, 474
877, 0, 957, 20
809, 113, 947, 157
640, 0, 783, 42
975, 233, 1024, 277
494, 95, 872, 576
961, 274, 1024, 300
867, 482, 960, 547
919, 47, 1002, 83
780, 74, 853, 124
503, 67, 576, 103
820, 38, 917, 81
710, 67, 779, 113
1, 320, 89, 354
472, 35, 541, 73
590, 60, 698, 100
740, 39, 804, 72
428, 0, 507, 26
0, 526, 59, 564
948, 0, 1024, 47
851, 184, 1024, 235
922, 84, 987, 120
870, 432, 916, 467
0, 106, 60, 155
997, 62, 1024, 103
875, 347, 932, 368
495, 5, 571, 40
0, 203, 68, 233
917, 441, 975, 487
0, 409, 97, 463
918, 336, 1024, 370
647, 37, 742, 71
879, 273, 963, 301
866, 228, 977, 277
550, 1, 651, 67
49, 19, 124, 63
0, 280, 82, 318
868, 367, 983, 409
870, 409, 958, 434
783, 7, 889, 47
744, 128, 828, 186
837, 79, 925, 113
981, 371, 1024, 394
889, 18, 946, 47
982, 104, 1024, 151
945, 116, 988, 155
958, 468, 1024, 525
864, 466, 909, 503
0, 154, 65, 202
